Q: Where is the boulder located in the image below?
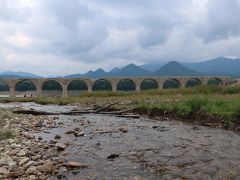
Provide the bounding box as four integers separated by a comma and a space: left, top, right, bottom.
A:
37, 161, 54, 174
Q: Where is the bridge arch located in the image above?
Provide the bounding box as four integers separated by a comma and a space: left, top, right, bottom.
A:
0, 79, 10, 97
92, 79, 112, 91
207, 77, 223, 86
140, 78, 158, 90
163, 78, 181, 89
185, 78, 202, 88
41, 79, 63, 97
15, 80, 37, 97
67, 80, 88, 96
117, 79, 136, 91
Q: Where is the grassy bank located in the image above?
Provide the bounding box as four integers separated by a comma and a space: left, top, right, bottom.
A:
2, 85, 240, 129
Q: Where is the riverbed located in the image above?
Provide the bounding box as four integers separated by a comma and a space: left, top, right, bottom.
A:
1, 102, 240, 179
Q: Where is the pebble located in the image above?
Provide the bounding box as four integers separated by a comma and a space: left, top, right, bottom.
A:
54, 135, 61, 139
9, 169, 24, 178
0, 167, 9, 175
26, 166, 37, 174
119, 127, 128, 133
74, 131, 84, 137
55, 143, 66, 151
19, 157, 30, 166
66, 161, 88, 169
24, 161, 36, 169
65, 130, 75, 134
37, 161, 54, 174
17, 150, 27, 157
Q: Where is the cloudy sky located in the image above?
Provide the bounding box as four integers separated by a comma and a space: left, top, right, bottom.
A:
0, 0, 240, 76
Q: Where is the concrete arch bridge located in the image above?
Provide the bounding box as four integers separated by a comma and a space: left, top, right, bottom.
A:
0, 76, 230, 98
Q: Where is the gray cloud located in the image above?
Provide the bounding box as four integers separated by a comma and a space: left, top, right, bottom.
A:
0, 0, 240, 75
196, 0, 240, 42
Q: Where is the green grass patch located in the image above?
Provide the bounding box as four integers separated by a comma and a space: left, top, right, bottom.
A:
0, 130, 15, 140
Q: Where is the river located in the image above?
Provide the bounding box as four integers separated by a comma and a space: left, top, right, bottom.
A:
1, 102, 240, 179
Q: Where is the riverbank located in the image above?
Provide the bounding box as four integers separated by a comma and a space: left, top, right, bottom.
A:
3, 85, 240, 131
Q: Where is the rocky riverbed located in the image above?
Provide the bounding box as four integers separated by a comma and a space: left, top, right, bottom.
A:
0, 103, 240, 179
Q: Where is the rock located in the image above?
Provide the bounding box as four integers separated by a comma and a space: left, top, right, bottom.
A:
9, 169, 24, 178
9, 139, 15, 144
119, 127, 128, 133
24, 161, 35, 169
65, 130, 75, 134
17, 150, 27, 157
49, 140, 58, 144
29, 175, 37, 180
19, 157, 30, 166
0, 155, 14, 166
34, 121, 43, 127
74, 131, 84, 137
22, 132, 35, 139
0, 167, 9, 175
66, 161, 88, 169
54, 135, 61, 139
38, 136, 43, 141
26, 166, 37, 174
7, 150, 18, 156
107, 154, 120, 160
55, 143, 66, 151
32, 155, 41, 161
152, 125, 159, 129
37, 161, 54, 174
74, 127, 80, 131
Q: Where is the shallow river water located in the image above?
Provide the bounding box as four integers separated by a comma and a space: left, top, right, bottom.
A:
1, 103, 240, 180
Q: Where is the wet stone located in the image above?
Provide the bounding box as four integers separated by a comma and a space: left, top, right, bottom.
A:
66, 161, 88, 169
55, 143, 66, 151
107, 154, 120, 160
54, 135, 61, 139
74, 131, 84, 137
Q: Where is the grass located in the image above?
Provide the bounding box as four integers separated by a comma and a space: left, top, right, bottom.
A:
0, 130, 15, 140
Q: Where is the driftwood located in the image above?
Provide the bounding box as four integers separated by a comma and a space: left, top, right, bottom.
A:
13, 102, 137, 118
14, 110, 59, 115
94, 102, 118, 113
99, 108, 135, 115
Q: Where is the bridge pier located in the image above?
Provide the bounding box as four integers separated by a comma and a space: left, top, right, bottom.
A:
136, 84, 141, 91
9, 87, 15, 98
62, 85, 68, 97
88, 86, 92, 93
36, 84, 42, 97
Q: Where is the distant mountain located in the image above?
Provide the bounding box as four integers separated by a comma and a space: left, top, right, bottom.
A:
140, 63, 164, 72
65, 68, 108, 78
114, 63, 151, 77
153, 61, 200, 76
0, 71, 42, 78
108, 67, 121, 75
64, 73, 83, 78
184, 57, 240, 77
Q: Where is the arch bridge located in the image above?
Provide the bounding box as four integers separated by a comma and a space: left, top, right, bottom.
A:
0, 76, 230, 98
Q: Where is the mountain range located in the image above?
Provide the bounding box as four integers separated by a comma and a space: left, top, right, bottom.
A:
0, 57, 240, 78
0, 71, 42, 78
